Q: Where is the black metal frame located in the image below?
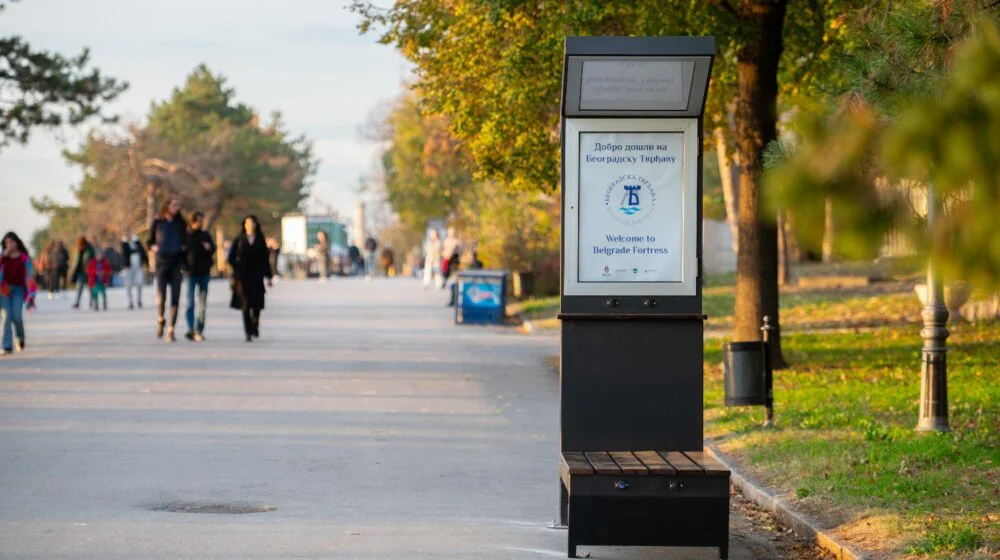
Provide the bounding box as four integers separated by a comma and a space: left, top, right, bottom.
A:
558, 36, 727, 559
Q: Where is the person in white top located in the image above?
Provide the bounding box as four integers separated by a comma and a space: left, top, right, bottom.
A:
423, 230, 443, 289
120, 233, 148, 310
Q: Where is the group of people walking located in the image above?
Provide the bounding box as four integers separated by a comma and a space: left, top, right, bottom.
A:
1, 198, 276, 357
147, 198, 272, 343
422, 227, 463, 290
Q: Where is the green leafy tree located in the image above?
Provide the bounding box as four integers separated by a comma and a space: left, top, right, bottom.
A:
354, 0, 862, 364
143, 66, 316, 236
770, 2, 1000, 288
1, 2, 127, 150
36, 66, 317, 244
376, 92, 474, 232
767, 2, 1000, 432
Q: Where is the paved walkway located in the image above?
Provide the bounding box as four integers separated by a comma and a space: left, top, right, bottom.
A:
0, 278, 819, 559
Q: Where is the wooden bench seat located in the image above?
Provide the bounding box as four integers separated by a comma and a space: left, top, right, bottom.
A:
561, 450, 728, 481
559, 450, 731, 559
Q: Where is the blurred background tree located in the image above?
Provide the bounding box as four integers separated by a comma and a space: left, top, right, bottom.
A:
31, 65, 317, 249
1, 1, 127, 150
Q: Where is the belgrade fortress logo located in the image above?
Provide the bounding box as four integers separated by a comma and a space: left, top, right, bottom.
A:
604, 174, 655, 226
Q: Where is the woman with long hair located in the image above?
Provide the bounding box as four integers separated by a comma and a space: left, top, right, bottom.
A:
228, 215, 273, 342
0, 232, 36, 355
147, 197, 188, 342
71, 235, 96, 310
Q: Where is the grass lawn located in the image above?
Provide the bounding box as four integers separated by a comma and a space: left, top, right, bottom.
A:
705, 322, 1000, 559
511, 265, 925, 333
527, 263, 996, 557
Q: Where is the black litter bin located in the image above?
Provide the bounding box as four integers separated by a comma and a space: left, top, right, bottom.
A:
722, 341, 767, 406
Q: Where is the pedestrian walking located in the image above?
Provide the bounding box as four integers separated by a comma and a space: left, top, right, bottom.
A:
36, 241, 52, 297
44, 241, 63, 299
228, 215, 272, 343
148, 198, 188, 342
55, 241, 69, 297
121, 233, 148, 310
86, 250, 111, 311
0, 232, 37, 355
71, 236, 96, 310
315, 230, 330, 282
380, 246, 395, 277
184, 211, 215, 342
441, 227, 462, 287
423, 229, 442, 289
363, 235, 378, 280
266, 237, 281, 280
347, 244, 361, 276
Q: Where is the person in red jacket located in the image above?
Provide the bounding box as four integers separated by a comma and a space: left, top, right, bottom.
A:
1, 231, 36, 355
87, 251, 112, 312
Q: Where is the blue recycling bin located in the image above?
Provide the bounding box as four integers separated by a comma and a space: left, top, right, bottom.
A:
455, 270, 508, 325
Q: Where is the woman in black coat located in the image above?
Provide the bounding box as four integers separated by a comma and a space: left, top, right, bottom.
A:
228, 215, 272, 342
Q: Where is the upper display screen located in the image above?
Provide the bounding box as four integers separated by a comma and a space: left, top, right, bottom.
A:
579, 60, 695, 112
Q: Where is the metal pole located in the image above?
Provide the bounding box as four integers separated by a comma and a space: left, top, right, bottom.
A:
917, 183, 950, 432
761, 315, 774, 427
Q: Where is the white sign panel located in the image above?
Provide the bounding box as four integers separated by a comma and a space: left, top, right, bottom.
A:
580, 60, 692, 111
563, 118, 698, 296
578, 131, 683, 283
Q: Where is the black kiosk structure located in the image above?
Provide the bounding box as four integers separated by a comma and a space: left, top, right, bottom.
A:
557, 36, 731, 559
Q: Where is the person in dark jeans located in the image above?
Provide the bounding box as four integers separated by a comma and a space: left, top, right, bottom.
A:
184, 211, 215, 342
228, 215, 273, 342
147, 198, 188, 342
71, 236, 96, 310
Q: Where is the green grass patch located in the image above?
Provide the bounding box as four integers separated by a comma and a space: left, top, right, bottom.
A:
508, 295, 559, 320
705, 321, 1000, 559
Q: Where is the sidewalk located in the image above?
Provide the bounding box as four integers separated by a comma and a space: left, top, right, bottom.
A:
1, 279, 821, 559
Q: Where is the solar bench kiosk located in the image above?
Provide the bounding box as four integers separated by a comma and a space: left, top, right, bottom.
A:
556, 36, 730, 559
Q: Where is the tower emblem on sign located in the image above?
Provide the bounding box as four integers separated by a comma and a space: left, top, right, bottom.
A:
604, 174, 656, 226
620, 185, 642, 215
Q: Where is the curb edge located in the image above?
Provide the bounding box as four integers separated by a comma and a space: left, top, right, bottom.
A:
706, 445, 871, 560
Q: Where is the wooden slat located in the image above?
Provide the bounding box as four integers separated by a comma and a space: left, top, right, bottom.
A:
683, 451, 730, 477
660, 451, 704, 475
561, 452, 595, 475
584, 452, 622, 475
609, 451, 649, 475
634, 450, 677, 475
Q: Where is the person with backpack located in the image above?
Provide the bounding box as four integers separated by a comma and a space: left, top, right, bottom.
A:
148, 197, 188, 342
86, 250, 112, 311
0, 232, 37, 355
184, 211, 215, 342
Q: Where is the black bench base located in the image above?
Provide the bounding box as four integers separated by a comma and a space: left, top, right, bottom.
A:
560, 451, 730, 559
562, 476, 729, 559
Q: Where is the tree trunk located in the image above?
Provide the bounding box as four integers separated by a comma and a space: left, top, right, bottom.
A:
778, 212, 791, 287
733, 0, 788, 368
145, 180, 158, 230
714, 126, 740, 253
215, 224, 227, 275
822, 196, 835, 263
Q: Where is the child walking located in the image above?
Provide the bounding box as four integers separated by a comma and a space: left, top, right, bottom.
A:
87, 252, 112, 311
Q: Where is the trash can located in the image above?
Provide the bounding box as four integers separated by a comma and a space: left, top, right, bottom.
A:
455, 270, 508, 325
722, 341, 767, 406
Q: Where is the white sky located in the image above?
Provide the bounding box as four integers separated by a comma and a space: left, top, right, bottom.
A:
0, 0, 408, 239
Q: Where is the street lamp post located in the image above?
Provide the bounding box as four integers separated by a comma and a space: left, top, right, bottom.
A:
917, 182, 950, 433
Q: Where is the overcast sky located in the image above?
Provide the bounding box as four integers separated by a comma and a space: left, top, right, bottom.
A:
0, 0, 407, 240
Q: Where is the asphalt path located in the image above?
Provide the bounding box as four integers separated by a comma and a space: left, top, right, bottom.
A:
0, 278, 822, 559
